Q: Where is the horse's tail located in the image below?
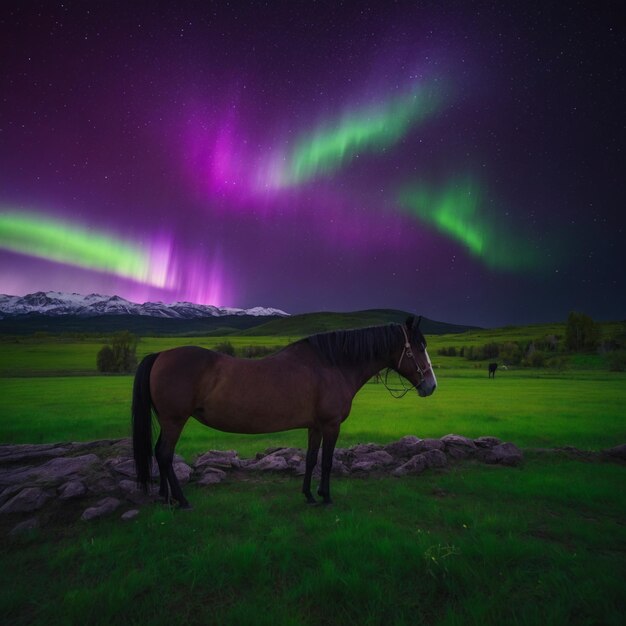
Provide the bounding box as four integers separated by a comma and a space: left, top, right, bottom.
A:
132, 352, 160, 491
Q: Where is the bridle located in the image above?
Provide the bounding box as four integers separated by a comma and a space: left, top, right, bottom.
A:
380, 324, 432, 399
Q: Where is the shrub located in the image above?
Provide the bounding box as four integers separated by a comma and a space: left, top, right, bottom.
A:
96, 331, 138, 373
96, 345, 116, 372
241, 345, 281, 358
566, 312, 599, 352
437, 346, 457, 357
214, 341, 235, 356
499, 342, 522, 365
523, 351, 546, 368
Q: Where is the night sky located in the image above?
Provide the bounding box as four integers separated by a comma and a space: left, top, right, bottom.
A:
1, 1, 624, 327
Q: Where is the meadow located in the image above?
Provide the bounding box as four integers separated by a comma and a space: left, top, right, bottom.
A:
1, 328, 625, 624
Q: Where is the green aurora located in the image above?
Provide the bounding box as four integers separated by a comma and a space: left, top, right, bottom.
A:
0, 211, 169, 287
397, 179, 545, 272
276, 81, 446, 187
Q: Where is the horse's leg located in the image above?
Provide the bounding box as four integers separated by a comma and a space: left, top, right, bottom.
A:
154, 417, 191, 509
317, 424, 340, 505
302, 427, 322, 504
154, 432, 169, 501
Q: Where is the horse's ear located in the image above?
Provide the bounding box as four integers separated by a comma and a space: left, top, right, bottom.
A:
416, 315, 422, 329
405, 316, 415, 330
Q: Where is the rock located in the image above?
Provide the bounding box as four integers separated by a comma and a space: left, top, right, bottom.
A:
58, 480, 87, 500
173, 461, 193, 485
601, 443, 626, 462
0, 485, 23, 508
393, 454, 428, 477
197, 468, 226, 486
481, 442, 523, 466
0, 443, 71, 465
384, 436, 422, 458
421, 449, 447, 469
0, 466, 37, 487
351, 461, 377, 473
0, 487, 51, 514
474, 436, 502, 449
441, 434, 477, 459
89, 477, 119, 493
81, 497, 121, 521
246, 455, 289, 472
36, 454, 99, 480
121, 509, 140, 521
351, 450, 396, 471
10, 517, 39, 535
118, 479, 141, 494
109, 458, 158, 479
351, 443, 383, 455
332, 448, 352, 463
195, 450, 241, 470
414, 439, 445, 453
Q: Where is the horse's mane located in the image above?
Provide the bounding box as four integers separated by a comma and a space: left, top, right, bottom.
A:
305, 324, 404, 366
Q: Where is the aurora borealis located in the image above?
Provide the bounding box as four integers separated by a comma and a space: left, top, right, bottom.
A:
1, 1, 623, 326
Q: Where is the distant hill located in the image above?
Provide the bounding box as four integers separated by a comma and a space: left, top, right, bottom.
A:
0, 313, 279, 336
0, 308, 478, 337
237, 309, 479, 337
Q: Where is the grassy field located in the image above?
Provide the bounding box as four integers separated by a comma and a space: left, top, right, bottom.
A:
2, 460, 625, 625
1, 329, 625, 625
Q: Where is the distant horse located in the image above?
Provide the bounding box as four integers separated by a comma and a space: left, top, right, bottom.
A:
488, 362, 498, 378
132, 317, 437, 507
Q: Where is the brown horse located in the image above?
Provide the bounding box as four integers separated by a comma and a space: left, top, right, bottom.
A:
132, 316, 437, 507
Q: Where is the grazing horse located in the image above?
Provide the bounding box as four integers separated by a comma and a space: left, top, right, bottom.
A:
132, 316, 437, 508
488, 362, 498, 378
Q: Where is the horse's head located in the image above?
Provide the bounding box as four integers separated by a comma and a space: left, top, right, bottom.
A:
394, 316, 437, 397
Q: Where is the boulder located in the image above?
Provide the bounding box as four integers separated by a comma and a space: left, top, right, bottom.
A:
109, 458, 158, 479
246, 454, 289, 472
414, 439, 445, 453
601, 443, 626, 462
481, 442, 523, 466
384, 436, 422, 458
351, 450, 395, 470
473, 436, 502, 449
121, 509, 140, 521
0, 443, 71, 464
195, 450, 241, 470
421, 449, 447, 469
0, 487, 51, 514
118, 479, 141, 494
173, 461, 193, 485
58, 480, 87, 500
37, 454, 99, 479
351, 443, 384, 455
441, 434, 477, 459
197, 468, 226, 486
392, 454, 428, 477
81, 497, 121, 521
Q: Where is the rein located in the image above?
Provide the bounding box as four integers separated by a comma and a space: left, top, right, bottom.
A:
379, 325, 431, 399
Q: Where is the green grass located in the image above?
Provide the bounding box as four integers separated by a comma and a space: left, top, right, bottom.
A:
1, 328, 625, 625
1, 370, 625, 459
1, 459, 624, 625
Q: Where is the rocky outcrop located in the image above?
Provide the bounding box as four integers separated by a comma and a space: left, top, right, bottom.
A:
8, 432, 600, 534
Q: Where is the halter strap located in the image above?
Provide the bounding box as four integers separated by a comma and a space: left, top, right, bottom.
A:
381, 324, 432, 398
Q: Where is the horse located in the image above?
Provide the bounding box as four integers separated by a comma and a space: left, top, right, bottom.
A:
132, 316, 437, 508
488, 362, 498, 378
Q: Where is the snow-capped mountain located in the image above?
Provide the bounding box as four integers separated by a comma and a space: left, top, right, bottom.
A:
0, 292, 289, 319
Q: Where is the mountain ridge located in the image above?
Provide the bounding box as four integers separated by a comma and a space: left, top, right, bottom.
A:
0, 291, 289, 320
